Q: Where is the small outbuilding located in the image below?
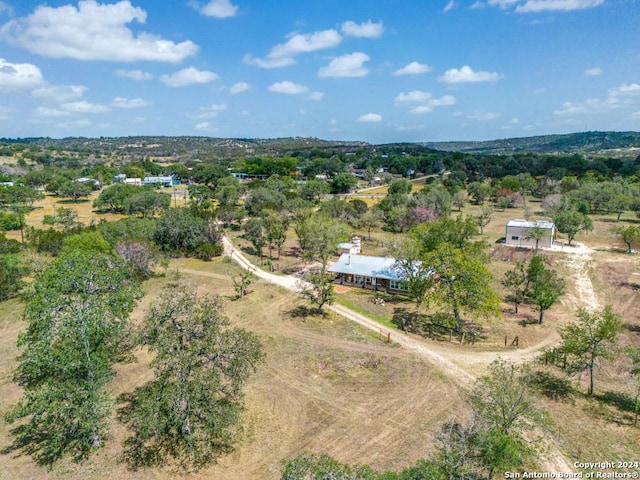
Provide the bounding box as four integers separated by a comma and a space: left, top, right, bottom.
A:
505, 219, 556, 249
338, 236, 362, 255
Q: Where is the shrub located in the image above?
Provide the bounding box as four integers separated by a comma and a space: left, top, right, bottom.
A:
194, 242, 223, 261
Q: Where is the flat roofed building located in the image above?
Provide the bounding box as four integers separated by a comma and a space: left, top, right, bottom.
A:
505, 219, 556, 249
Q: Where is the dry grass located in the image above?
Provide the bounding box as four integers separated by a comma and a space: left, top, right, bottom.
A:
0, 258, 468, 479
3, 189, 640, 476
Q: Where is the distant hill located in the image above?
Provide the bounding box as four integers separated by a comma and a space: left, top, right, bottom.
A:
423, 131, 640, 156
3, 131, 640, 159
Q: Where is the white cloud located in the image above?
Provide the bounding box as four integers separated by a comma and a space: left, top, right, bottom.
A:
357, 113, 382, 123
1, 1, 198, 62
0, 58, 44, 93
0, 105, 10, 120
583, 67, 602, 77
488, 0, 520, 8
31, 84, 86, 102
439, 65, 503, 84
318, 52, 370, 78
395, 90, 456, 113
554, 82, 640, 117
160, 67, 218, 87
393, 61, 431, 76
229, 81, 250, 94
111, 97, 150, 108
34, 106, 71, 118
479, 0, 604, 11
609, 83, 640, 97
195, 122, 211, 130
266, 81, 322, 100
444, 0, 456, 12
516, 0, 604, 13
189, 103, 227, 119
341, 20, 384, 39
115, 69, 153, 81
245, 29, 342, 68
468, 111, 501, 121
61, 101, 110, 113
268, 81, 309, 95
199, 0, 238, 18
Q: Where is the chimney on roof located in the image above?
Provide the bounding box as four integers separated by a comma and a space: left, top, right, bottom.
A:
347, 255, 351, 265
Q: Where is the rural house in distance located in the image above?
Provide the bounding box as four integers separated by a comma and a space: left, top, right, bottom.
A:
505, 219, 556, 249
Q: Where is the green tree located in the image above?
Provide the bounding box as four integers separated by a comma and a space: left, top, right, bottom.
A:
610, 225, 640, 253
388, 178, 413, 196
123, 190, 171, 218
214, 178, 241, 207
57, 179, 93, 203
452, 190, 468, 211
1, 185, 45, 242
299, 271, 336, 313
5, 250, 142, 466
231, 269, 255, 299
467, 182, 493, 205
296, 215, 350, 312
93, 183, 140, 213
299, 179, 329, 203
354, 207, 383, 240
470, 359, 538, 436
476, 206, 494, 235
118, 286, 264, 470
421, 183, 452, 217
0, 253, 28, 301
560, 305, 623, 396
501, 262, 528, 314
244, 217, 266, 260
411, 215, 481, 252
391, 237, 434, 309
628, 347, 640, 426
524, 225, 548, 252
264, 212, 288, 259
296, 215, 350, 271
526, 255, 565, 325
154, 208, 207, 254
424, 243, 501, 332
330, 172, 358, 194
553, 209, 593, 246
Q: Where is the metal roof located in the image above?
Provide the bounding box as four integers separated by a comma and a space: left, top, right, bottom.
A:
327, 254, 402, 280
506, 219, 555, 229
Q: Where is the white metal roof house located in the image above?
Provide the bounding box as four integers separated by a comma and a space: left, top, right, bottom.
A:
328, 254, 409, 292
143, 176, 174, 187
505, 219, 556, 249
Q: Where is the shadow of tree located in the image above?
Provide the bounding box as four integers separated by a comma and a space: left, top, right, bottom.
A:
286, 305, 325, 320
392, 308, 486, 344
519, 316, 539, 327
596, 391, 638, 414
526, 370, 576, 402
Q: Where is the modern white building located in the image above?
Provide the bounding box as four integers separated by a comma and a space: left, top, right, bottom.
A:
505, 219, 556, 249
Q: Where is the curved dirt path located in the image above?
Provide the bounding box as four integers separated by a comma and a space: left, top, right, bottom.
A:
220, 236, 577, 472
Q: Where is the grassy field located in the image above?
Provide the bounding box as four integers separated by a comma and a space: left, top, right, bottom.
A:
3, 185, 640, 476
0, 258, 468, 479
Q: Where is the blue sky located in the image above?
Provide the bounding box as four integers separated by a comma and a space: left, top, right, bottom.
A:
0, 0, 638, 143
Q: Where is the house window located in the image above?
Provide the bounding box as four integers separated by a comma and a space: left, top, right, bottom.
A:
511, 235, 519, 240
390, 279, 408, 291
